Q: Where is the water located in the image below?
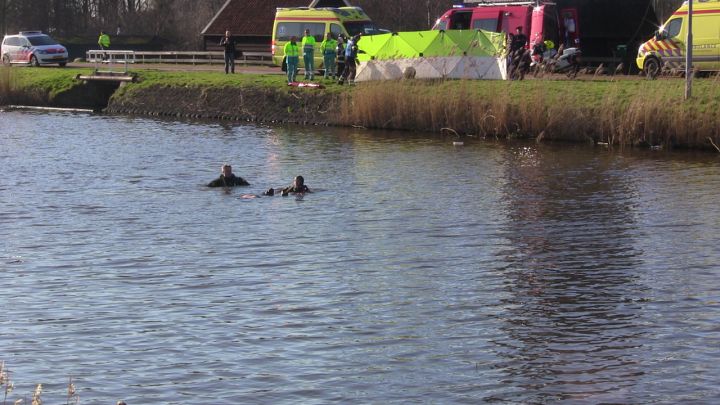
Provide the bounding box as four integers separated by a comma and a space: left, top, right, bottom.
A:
1, 111, 719, 404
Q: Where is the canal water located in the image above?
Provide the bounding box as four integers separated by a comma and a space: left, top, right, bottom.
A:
1, 111, 719, 404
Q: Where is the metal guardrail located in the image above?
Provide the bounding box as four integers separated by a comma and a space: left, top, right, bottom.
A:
85, 50, 273, 66
86, 50, 134, 74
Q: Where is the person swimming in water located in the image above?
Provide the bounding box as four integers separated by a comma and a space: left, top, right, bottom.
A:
280, 175, 310, 196
207, 164, 250, 187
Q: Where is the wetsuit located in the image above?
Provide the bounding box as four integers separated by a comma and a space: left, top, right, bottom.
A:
207, 174, 249, 187
281, 184, 310, 195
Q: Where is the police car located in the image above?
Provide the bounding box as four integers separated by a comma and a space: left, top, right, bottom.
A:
1, 31, 68, 67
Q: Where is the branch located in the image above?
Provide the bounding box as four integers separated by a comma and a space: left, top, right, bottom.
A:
707, 137, 720, 153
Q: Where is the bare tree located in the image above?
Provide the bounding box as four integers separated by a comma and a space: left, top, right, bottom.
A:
652, 0, 684, 23
356, 0, 454, 31
1, 0, 9, 35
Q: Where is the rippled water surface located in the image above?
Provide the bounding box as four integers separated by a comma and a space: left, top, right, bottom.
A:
1, 111, 719, 404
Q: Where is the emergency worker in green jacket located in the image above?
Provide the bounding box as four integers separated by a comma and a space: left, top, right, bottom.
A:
284, 36, 300, 84
98, 30, 111, 60
320, 32, 338, 80
301, 29, 316, 80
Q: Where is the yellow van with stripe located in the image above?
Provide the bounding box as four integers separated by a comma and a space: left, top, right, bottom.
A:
271, 7, 378, 71
637, 0, 720, 78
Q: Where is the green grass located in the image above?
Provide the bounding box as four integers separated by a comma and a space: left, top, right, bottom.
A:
0, 67, 92, 98
3, 65, 719, 148
116, 69, 350, 97
0, 66, 349, 100
349, 77, 720, 113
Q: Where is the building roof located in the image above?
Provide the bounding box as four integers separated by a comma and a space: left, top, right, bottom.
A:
202, 0, 351, 37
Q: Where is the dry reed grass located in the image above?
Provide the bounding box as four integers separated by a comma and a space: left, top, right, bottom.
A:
0, 361, 80, 405
0, 67, 14, 105
340, 78, 720, 149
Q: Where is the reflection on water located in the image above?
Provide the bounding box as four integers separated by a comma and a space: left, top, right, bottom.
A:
1, 111, 719, 404
494, 147, 646, 403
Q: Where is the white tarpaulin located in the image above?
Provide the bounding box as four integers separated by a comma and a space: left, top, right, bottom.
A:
354, 29, 507, 81
355, 56, 507, 82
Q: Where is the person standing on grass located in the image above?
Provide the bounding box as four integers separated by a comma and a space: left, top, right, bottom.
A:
284, 36, 300, 84
220, 30, 236, 74
508, 26, 527, 80
301, 28, 316, 80
335, 35, 346, 80
98, 30, 110, 60
320, 32, 338, 80
563, 12, 576, 48
339, 34, 361, 85
510, 26, 527, 54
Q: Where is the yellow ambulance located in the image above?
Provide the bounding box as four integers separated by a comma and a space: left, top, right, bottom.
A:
637, 0, 720, 78
271, 7, 378, 71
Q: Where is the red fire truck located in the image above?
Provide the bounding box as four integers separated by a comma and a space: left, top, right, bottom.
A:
432, 0, 660, 73
432, 1, 579, 52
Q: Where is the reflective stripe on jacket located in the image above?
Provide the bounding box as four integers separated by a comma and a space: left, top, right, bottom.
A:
301, 35, 316, 53
321, 39, 337, 55
284, 42, 299, 57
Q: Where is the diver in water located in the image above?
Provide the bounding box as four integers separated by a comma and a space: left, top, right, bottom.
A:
207, 164, 250, 187
280, 175, 310, 196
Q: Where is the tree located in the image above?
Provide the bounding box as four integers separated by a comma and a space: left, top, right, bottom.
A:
356, 0, 455, 31
652, 0, 684, 22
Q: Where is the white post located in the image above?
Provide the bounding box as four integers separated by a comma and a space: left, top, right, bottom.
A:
685, 0, 693, 100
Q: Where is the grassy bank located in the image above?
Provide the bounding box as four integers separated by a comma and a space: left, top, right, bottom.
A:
341, 78, 720, 148
2, 66, 719, 149
0, 67, 88, 104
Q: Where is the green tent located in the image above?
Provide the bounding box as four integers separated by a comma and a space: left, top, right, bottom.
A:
396, 31, 442, 55
371, 34, 421, 60
357, 29, 505, 62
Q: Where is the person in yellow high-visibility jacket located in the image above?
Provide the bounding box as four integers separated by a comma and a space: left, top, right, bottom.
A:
320, 32, 338, 80
301, 29, 316, 80
98, 31, 111, 60
284, 36, 300, 84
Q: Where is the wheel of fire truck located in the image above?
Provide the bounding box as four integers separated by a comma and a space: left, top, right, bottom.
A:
644, 57, 661, 80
